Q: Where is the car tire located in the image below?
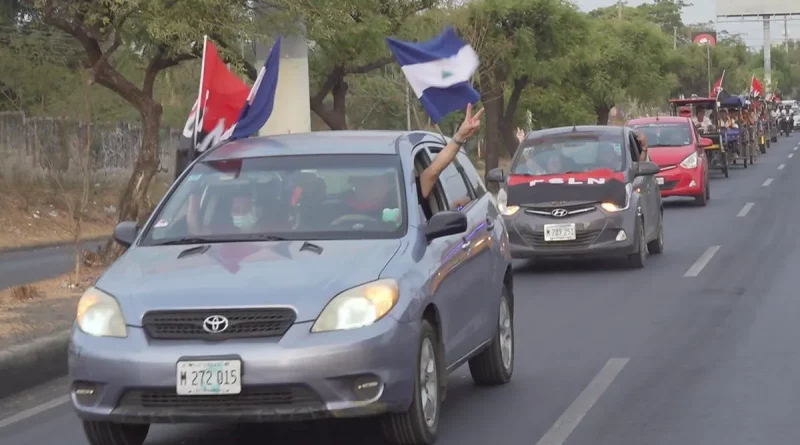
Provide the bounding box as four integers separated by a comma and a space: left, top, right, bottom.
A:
646, 212, 664, 254
82, 421, 149, 445
382, 320, 441, 445
695, 180, 708, 206
628, 218, 646, 269
468, 285, 514, 386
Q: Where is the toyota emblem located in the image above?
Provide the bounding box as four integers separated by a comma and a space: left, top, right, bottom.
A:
551, 208, 568, 217
202, 315, 229, 334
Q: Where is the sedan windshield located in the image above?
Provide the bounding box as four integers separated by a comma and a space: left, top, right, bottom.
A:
633, 124, 692, 148
140, 154, 406, 245
511, 134, 625, 176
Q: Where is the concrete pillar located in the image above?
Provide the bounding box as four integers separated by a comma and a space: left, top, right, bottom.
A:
254, 32, 311, 136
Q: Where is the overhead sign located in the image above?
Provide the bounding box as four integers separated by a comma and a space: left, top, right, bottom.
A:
716, 0, 799, 17
691, 32, 717, 46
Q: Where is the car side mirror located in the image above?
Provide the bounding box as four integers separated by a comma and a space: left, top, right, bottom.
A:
486, 167, 505, 183
113, 221, 139, 248
699, 137, 713, 148
635, 161, 660, 177
424, 211, 468, 241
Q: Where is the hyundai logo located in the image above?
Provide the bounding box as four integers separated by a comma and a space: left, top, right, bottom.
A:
202, 315, 229, 334
551, 208, 569, 217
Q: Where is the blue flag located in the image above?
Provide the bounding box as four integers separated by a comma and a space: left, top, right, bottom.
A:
226, 37, 282, 141
386, 28, 480, 123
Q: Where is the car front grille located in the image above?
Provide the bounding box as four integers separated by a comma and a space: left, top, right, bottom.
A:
142, 308, 296, 340
522, 203, 596, 218
518, 228, 601, 249
117, 385, 323, 411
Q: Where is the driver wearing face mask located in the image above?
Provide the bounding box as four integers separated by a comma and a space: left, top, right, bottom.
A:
230, 194, 261, 231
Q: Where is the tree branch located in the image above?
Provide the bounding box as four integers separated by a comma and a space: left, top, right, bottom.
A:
346, 57, 393, 75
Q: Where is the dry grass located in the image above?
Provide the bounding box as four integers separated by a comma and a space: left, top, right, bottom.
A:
0, 175, 172, 251
0, 267, 103, 347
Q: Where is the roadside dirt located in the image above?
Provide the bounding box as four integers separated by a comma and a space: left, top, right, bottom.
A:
0, 177, 172, 251
0, 267, 103, 349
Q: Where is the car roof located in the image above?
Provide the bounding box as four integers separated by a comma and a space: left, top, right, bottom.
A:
627, 116, 690, 125
200, 130, 445, 162
524, 125, 626, 141
669, 97, 716, 105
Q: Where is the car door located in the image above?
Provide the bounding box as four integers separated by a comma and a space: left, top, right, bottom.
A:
428, 148, 491, 363
629, 132, 657, 239
412, 146, 479, 367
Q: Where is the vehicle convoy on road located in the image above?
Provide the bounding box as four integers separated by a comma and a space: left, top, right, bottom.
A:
669, 97, 731, 178
627, 116, 712, 206
69, 131, 514, 445
486, 125, 664, 268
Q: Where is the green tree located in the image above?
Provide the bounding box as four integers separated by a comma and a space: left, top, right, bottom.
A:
24, 0, 255, 260
576, 18, 674, 124
463, 0, 588, 177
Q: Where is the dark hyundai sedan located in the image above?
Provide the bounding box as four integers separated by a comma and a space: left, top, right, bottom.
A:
486, 126, 664, 268
69, 131, 513, 445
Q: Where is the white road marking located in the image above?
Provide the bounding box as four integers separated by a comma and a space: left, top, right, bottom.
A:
789, 153, 794, 158
684, 246, 721, 277
535, 358, 629, 445
778, 164, 785, 170
794, 146, 798, 151
0, 395, 69, 430
762, 178, 774, 187
737, 202, 754, 217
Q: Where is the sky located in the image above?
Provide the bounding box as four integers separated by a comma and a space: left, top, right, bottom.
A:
572, 0, 800, 49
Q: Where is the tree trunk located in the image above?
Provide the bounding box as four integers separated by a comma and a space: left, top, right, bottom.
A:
480, 73, 504, 187
595, 105, 611, 125
99, 101, 163, 263
499, 76, 529, 156
310, 68, 348, 130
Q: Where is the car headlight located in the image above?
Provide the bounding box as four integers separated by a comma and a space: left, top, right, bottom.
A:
311, 279, 399, 333
600, 183, 633, 213
497, 189, 520, 216
76, 287, 127, 338
680, 152, 698, 169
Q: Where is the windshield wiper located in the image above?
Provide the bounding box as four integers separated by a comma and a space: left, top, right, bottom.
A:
153, 237, 217, 246
241, 235, 288, 241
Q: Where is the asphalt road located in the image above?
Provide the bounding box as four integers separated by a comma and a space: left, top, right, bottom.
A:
0, 240, 105, 290
3, 133, 800, 445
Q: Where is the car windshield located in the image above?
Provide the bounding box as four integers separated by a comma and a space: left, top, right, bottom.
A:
510, 134, 625, 176
140, 154, 407, 245
633, 124, 692, 147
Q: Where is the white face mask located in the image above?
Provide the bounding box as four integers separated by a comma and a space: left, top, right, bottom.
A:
232, 213, 257, 229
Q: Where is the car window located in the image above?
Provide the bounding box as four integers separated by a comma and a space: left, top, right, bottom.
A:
456, 152, 487, 198
438, 163, 471, 210
140, 154, 407, 245
511, 133, 625, 175
632, 124, 692, 148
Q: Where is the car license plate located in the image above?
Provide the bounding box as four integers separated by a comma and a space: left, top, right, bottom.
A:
543, 223, 576, 241
656, 177, 664, 185
176, 360, 242, 395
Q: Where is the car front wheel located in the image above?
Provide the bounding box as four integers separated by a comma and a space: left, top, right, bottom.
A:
468, 285, 514, 385
382, 320, 441, 445
82, 421, 149, 445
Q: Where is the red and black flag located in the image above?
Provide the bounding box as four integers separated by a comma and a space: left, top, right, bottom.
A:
176, 38, 250, 177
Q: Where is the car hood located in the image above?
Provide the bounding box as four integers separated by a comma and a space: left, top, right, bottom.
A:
96, 240, 402, 324
648, 146, 694, 166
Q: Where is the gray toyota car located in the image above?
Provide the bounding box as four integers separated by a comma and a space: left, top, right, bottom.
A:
69, 131, 514, 445
486, 126, 664, 268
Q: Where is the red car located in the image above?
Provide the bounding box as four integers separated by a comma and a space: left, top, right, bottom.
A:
626, 116, 712, 206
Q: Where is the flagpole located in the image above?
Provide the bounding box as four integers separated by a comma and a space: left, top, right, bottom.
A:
191, 35, 209, 161
405, 82, 411, 131
706, 43, 712, 97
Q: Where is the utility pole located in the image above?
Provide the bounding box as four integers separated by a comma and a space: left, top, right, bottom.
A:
785, 16, 789, 53
674, 26, 677, 49
763, 16, 772, 86
618, 0, 622, 19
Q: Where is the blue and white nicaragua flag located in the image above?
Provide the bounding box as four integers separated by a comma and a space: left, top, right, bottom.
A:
223, 37, 282, 141
386, 27, 480, 123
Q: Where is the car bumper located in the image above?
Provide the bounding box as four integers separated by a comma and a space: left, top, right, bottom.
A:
503, 206, 639, 259
654, 166, 704, 198
68, 317, 418, 424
